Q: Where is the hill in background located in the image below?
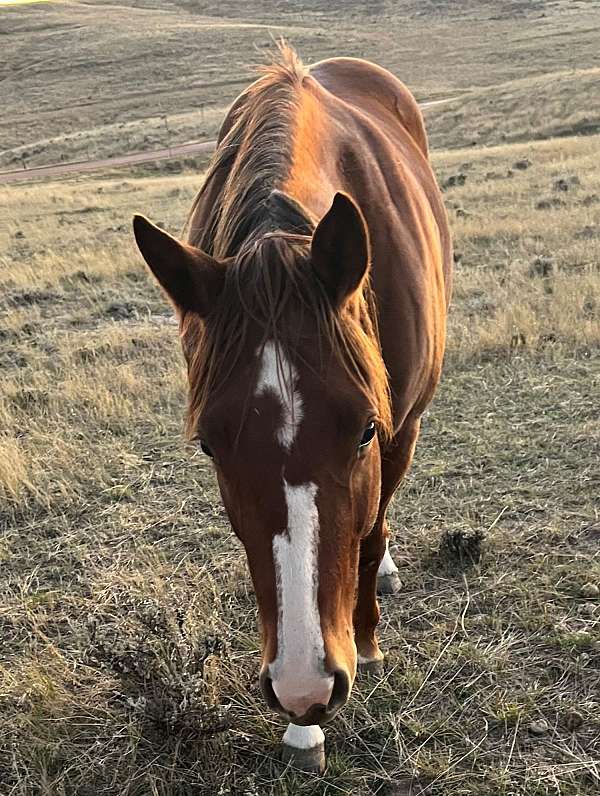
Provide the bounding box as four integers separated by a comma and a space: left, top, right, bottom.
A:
1, 0, 600, 168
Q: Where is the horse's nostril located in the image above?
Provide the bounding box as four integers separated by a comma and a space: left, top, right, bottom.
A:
259, 670, 283, 713
327, 669, 350, 713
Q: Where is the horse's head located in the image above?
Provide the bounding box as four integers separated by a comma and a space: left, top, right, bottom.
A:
134, 192, 391, 725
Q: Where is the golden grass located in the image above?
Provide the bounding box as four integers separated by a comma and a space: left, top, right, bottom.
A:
431, 134, 600, 359
0, 132, 599, 794
427, 67, 600, 150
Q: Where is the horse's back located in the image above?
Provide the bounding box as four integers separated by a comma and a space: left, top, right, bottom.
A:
306, 57, 452, 426
308, 56, 451, 299
308, 57, 428, 157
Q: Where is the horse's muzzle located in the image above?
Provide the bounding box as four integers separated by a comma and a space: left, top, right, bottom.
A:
259, 668, 350, 726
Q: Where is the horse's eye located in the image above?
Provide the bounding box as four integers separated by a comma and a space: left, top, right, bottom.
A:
359, 421, 376, 448
199, 440, 214, 458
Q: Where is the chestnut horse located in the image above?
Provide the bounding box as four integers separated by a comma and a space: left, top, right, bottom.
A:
133, 45, 451, 768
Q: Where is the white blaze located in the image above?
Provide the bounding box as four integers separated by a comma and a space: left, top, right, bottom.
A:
270, 480, 331, 700
377, 539, 398, 576
255, 340, 303, 450
254, 341, 329, 705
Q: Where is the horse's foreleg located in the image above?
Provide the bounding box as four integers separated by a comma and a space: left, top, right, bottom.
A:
354, 521, 387, 671
354, 416, 422, 669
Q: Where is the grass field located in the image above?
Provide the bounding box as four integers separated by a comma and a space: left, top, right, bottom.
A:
2, 0, 600, 167
1, 0, 600, 793
1, 129, 598, 793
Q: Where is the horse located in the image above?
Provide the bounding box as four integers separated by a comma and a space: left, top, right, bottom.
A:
133, 44, 452, 772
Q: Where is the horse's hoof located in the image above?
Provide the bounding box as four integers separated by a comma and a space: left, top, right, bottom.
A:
280, 741, 326, 774
377, 572, 402, 595
357, 657, 384, 677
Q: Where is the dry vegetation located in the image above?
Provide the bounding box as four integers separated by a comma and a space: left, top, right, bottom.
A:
1, 130, 598, 794
2, 0, 600, 167
426, 67, 600, 150
1, 0, 600, 793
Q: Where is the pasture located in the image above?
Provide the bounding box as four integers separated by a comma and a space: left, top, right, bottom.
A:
3, 0, 600, 167
1, 1, 599, 795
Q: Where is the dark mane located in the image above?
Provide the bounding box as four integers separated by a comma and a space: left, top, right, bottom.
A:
180, 44, 392, 441
185, 43, 309, 258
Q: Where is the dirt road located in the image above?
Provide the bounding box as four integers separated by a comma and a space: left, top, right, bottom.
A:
0, 140, 217, 184
0, 97, 457, 184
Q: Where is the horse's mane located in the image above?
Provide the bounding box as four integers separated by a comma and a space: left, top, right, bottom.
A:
180, 43, 392, 441
185, 42, 307, 257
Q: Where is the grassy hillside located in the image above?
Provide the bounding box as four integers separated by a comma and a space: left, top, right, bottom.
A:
2, 0, 600, 167
1, 131, 598, 794
426, 67, 600, 150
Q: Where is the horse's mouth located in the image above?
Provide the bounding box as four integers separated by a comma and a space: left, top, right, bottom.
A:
259, 669, 350, 726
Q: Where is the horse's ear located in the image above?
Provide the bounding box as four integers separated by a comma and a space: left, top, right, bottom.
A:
311, 192, 370, 307
133, 215, 225, 316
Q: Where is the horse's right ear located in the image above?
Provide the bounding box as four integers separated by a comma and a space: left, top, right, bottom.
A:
311, 192, 370, 308
133, 215, 225, 316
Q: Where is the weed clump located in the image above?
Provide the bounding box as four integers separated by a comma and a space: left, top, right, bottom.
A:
437, 528, 485, 568
83, 592, 232, 742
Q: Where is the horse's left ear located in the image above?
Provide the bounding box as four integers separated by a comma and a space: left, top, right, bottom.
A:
133, 214, 225, 317
311, 192, 370, 307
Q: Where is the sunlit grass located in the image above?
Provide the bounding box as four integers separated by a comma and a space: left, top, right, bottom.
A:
0, 0, 51, 5
0, 132, 599, 794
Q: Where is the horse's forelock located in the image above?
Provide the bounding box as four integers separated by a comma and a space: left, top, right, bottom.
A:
183, 233, 392, 445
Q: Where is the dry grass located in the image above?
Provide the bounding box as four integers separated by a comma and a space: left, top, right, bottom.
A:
3, 0, 600, 166
434, 134, 600, 358
426, 68, 600, 151
0, 127, 598, 794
